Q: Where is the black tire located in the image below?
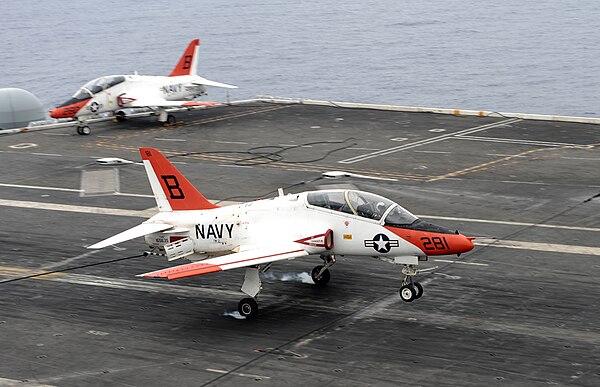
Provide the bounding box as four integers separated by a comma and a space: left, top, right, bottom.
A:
166, 114, 176, 125
413, 282, 424, 299
238, 297, 258, 319
399, 285, 416, 302
311, 265, 331, 286
77, 125, 91, 135
115, 111, 126, 122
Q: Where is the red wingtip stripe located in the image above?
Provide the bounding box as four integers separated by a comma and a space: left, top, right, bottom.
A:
182, 101, 220, 107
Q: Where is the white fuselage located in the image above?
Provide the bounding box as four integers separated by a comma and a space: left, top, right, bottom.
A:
78, 75, 207, 117
144, 192, 424, 262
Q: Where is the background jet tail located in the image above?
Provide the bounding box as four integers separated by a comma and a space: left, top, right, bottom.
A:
140, 147, 219, 211
169, 39, 200, 77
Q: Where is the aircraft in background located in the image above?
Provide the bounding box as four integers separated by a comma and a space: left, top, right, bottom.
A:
88, 148, 475, 319
49, 39, 237, 135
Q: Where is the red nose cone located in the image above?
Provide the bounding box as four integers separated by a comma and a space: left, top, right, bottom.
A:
457, 235, 475, 254
385, 226, 475, 256
50, 99, 90, 119
49, 107, 67, 118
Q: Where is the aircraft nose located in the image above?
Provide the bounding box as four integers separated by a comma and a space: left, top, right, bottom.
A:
50, 99, 89, 119
458, 235, 475, 254
49, 107, 63, 118
49, 105, 77, 119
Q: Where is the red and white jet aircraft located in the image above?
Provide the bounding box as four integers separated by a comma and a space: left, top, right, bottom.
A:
89, 148, 474, 318
50, 39, 237, 135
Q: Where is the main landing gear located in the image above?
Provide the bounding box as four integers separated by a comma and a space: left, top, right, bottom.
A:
311, 253, 336, 286
238, 266, 262, 319
236, 255, 337, 319
398, 265, 424, 302
157, 109, 177, 126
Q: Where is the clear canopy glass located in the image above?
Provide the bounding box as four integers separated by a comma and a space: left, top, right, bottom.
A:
307, 190, 416, 222
71, 75, 126, 100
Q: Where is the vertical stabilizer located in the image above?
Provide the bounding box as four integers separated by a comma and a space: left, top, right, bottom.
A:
140, 148, 218, 211
169, 39, 200, 77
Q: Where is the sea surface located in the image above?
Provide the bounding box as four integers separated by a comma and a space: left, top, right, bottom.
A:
2, 0, 600, 117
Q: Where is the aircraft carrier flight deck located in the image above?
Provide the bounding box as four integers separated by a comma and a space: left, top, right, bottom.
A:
0, 100, 599, 386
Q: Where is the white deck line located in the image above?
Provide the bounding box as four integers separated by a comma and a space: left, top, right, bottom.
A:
338, 118, 521, 164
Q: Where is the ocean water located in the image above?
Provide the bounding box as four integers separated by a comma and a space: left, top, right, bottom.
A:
2, 0, 600, 116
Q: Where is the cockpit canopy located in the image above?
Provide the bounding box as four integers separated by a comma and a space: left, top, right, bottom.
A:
72, 75, 126, 100
306, 190, 418, 225
57, 75, 127, 107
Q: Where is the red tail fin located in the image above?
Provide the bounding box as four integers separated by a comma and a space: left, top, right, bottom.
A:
169, 39, 200, 77
140, 147, 218, 211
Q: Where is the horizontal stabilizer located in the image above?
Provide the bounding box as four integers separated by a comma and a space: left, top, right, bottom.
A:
193, 78, 238, 89
88, 223, 172, 249
138, 245, 309, 280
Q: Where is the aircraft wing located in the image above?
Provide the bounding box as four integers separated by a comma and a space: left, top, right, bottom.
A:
138, 245, 309, 280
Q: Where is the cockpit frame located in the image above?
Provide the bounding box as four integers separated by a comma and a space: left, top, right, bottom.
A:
306, 190, 418, 225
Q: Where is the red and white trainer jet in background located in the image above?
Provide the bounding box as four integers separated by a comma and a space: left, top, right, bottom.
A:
89, 148, 475, 318
49, 39, 237, 135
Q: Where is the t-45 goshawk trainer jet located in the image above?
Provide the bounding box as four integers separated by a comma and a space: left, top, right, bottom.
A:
50, 39, 237, 135
89, 148, 475, 318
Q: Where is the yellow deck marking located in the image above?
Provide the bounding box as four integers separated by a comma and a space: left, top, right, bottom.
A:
0, 266, 64, 280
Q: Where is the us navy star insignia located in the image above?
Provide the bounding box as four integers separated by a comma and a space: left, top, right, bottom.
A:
364, 233, 399, 253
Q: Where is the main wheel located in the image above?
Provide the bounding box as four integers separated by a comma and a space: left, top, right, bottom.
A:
311, 265, 331, 286
165, 114, 176, 125
238, 297, 258, 319
413, 282, 424, 299
115, 111, 126, 122
399, 285, 416, 302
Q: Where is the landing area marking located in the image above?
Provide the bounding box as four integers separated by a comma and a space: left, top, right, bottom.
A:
338, 118, 521, 164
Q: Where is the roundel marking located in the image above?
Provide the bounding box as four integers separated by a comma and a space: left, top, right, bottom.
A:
364, 233, 399, 254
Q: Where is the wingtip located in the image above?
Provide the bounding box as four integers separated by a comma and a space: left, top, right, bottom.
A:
136, 272, 165, 279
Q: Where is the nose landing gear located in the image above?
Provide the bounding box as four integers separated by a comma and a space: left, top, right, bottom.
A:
76, 124, 91, 135
399, 265, 424, 302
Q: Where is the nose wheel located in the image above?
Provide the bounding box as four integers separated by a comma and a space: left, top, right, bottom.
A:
76, 125, 91, 135
399, 282, 423, 302
399, 265, 424, 302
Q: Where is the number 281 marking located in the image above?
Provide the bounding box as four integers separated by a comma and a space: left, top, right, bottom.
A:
420, 236, 450, 251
